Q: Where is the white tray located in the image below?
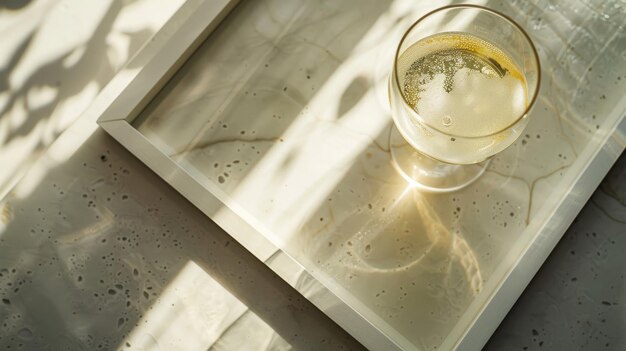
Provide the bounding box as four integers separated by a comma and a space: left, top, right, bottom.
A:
97, 0, 626, 349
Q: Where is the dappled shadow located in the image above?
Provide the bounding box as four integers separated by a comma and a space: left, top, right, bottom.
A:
0, 0, 32, 10
0, 0, 152, 195
4, 0, 623, 349
0, 31, 33, 93
0, 0, 392, 349
0, 2, 121, 142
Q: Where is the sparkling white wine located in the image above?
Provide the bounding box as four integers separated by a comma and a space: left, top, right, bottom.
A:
392, 32, 530, 163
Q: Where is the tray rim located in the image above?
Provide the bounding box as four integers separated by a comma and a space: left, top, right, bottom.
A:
96, 0, 626, 350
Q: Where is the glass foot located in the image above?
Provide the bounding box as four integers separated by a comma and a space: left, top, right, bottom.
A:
389, 126, 488, 193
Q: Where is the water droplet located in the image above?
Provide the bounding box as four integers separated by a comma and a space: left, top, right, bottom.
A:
442, 115, 452, 127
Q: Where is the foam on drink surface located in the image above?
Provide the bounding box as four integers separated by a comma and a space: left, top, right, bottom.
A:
398, 33, 528, 138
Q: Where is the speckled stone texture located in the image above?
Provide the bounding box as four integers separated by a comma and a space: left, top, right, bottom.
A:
485, 154, 625, 351
0, 129, 622, 350
0, 129, 364, 351
0, 0, 624, 350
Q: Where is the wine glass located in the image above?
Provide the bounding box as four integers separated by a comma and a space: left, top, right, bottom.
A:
389, 5, 540, 192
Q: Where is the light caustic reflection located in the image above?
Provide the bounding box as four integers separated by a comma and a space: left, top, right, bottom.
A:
0, 0, 186, 200
338, 184, 483, 295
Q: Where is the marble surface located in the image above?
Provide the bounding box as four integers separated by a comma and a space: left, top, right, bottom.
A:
0, 0, 624, 350
134, 0, 625, 349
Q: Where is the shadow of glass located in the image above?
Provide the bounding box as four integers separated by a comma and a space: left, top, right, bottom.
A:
278, 121, 506, 349
279, 1, 626, 349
